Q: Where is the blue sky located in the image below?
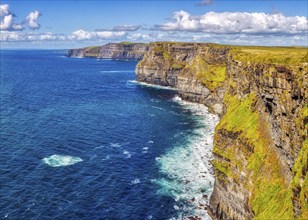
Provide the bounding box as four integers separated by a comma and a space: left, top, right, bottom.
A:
1, 0, 307, 48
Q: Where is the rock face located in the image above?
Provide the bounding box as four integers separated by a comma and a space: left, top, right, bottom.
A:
67, 43, 149, 60
136, 42, 308, 219
136, 42, 230, 115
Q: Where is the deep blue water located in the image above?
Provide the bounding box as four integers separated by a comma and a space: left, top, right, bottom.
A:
0, 50, 216, 219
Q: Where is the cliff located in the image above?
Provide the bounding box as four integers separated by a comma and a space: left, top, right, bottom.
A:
136, 42, 308, 219
67, 42, 149, 60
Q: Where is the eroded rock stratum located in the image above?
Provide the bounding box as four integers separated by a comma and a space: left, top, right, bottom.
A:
135, 42, 307, 220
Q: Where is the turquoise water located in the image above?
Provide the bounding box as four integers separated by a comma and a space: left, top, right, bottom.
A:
0, 50, 217, 219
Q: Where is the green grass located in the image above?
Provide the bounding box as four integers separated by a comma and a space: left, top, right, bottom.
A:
83, 46, 101, 57
230, 46, 308, 66
213, 91, 293, 219
134, 41, 308, 219
120, 41, 133, 45
292, 105, 308, 219
182, 55, 227, 91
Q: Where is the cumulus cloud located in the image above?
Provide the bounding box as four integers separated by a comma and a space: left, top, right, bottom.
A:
0, 4, 24, 31
68, 29, 127, 41
0, 4, 10, 16
0, 4, 42, 31
155, 11, 308, 35
25, 10, 41, 30
0, 14, 12, 30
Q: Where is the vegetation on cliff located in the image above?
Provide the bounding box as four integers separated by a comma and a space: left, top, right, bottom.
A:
230, 46, 308, 66
82, 46, 101, 57
136, 42, 307, 219
292, 105, 308, 219
213, 88, 294, 219
190, 55, 226, 91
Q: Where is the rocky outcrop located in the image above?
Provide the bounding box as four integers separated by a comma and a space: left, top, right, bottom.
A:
136, 42, 230, 115
136, 42, 308, 219
67, 42, 149, 60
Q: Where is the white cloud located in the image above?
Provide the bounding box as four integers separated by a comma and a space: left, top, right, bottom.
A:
0, 14, 13, 30
0, 29, 127, 42
0, 4, 10, 16
0, 31, 66, 42
0, 4, 43, 31
11, 23, 24, 30
68, 29, 126, 40
25, 10, 41, 30
0, 4, 25, 31
156, 11, 308, 35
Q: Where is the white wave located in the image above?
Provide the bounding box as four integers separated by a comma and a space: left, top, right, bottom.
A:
150, 98, 160, 103
131, 178, 141, 185
128, 80, 178, 91
42, 154, 83, 167
102, 155, 110, 161
100, 70, 134, 73
123, 150, 131, 158
152, 106, 165, 111
155, 95, 219, 219
94, 145, 105, 150
148, 141, 154, 144
142, 146, 149, 154
110, 143, 122, 148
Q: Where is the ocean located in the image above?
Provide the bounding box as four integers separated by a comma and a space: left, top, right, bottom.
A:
0, 50, 218, 219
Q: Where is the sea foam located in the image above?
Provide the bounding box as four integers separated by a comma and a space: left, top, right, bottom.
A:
128, 80, 178, 91
155, 95, 219, 219
42, 154, 83, 167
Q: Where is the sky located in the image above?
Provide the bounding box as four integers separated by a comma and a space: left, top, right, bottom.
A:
0, 0, 307, 49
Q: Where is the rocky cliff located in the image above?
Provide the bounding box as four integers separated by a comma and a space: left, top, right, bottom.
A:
67, 42, 149, 60
136, 42, 308, 219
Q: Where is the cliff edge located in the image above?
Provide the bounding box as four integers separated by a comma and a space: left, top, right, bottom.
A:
67, 42, 149, 60
136, 42, 308, 219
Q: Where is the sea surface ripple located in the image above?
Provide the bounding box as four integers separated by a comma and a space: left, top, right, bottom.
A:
0, 50, 217, 219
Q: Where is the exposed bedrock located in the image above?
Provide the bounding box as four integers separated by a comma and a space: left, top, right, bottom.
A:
67, 42, 149, 60
136, 42, 308, 219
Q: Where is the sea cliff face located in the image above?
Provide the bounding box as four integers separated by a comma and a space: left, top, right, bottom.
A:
136, 42, 308, 219
67, 42, 149, 60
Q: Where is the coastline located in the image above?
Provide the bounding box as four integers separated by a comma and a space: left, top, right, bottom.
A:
167, 95, 219, 219
134, 76, 219, 219
67, 42, 308, 219
132, 78, 219, 219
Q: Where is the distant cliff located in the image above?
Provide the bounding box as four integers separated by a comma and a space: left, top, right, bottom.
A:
136, 42, 308, 219
67, 42, 149, 60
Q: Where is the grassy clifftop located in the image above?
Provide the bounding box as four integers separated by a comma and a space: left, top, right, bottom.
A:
230, 46, 308, 65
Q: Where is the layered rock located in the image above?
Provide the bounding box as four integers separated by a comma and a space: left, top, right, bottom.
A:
67, 42, 149, 60
136, 42, 230, 115
136, 42, 308, 219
